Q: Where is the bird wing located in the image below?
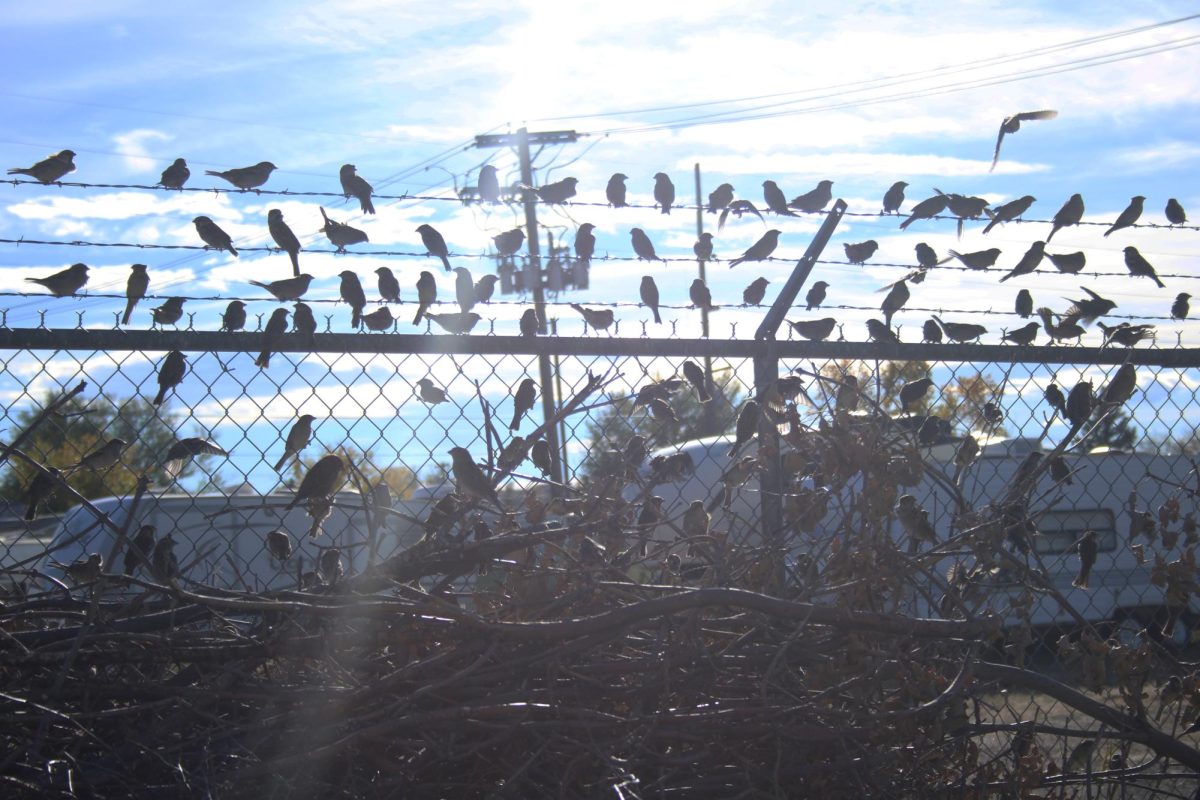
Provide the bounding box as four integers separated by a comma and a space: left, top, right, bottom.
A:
990, 124, 1007, 172
1016, 109, 1058, 122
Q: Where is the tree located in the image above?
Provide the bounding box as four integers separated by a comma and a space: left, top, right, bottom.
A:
1079, 406, 1139, 453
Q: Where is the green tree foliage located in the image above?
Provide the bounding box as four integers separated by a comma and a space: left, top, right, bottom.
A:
1079, 407, 1139, 453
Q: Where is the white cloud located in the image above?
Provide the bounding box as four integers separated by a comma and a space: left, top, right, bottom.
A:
111, 129, 173, 173
691, 153, 1048, 178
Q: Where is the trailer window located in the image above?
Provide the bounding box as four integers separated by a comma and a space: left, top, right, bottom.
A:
1034, 509, 1116, 555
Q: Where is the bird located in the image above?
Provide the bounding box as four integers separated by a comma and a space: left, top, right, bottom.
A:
375, 267, 400, 303
991, 110, 1058, 171
23, 467, 59, 521
653, 172, 675, 214
788, 180, 834, 213
531, 439, 552, 475
694, 232, 715, 261
728, 400, 760, 458
922, 319, 942, 343
999, 241, 1045, 282
193, 215, 238, 256
267, 529, 293, 562
152, 535, 179, 580
492, 228, 524, 257
899, 194, 948, 230
205, 161, 277, 189
1015, 289, 1033, 318
250, 273, 313, 302
510, 378, 537, 430
866, 319, 900, 344
575, 223, 596, 263
1098, 322, 1155, 348
9, 149, 76, 183
449, 447, 502, 508
1062, 287, 1116, 326
1038, 307, 1085, 343
640, 276, 662, 323
267, 209, 302, 275
914, 243, 938, 269
1171, 292, 1190, 320
605, 173, 628, 207
51, 553, 103, 584
1046, 193, 1085, 243
163, 437, 227, 479
1046, 251, 1086, 274
707, 183, 734, 213
319, 207, 368, 252
221, 301, 247, 333
895, 495, 937, 544
1123, 246, 1165, 288
453, 267, 476, 313
1044, 383, 1067, 417
899, 377, 934, 412
882, 181, 908, 214
292, 302, 317, 345
805, 281, 828, 310
743, 277, 770, 306
570, 304, 615, 331
717, 199, 765, 231
157, 158, 189, 189
121, 264, 149, 325
682, 500, 710, 539
648, 398, 677, 424
153, 350, 187, 405
835, 375, 860, 414
474, 274, 498, 304
124, 524, 156, 576
682, 360, 710, 403
785, 317, 834, 342
1100, 363, 1137, 407
339, 164, 375, 214
413, 378, 446, 406
520, 308, 539, 337
729, 229, 781, 268
26, 263, 89, 297
65, 438, 127, 472
274, 414, 316, 471
763, 180, 797, 216
361, 306, 393, 331
982, 195, 1036, 234
843, 240, 878, 265
532, 177, 578, 204
150, 297, 186, 328
935, 190, 989, 221
1165, 198, 1187, 226
1072, 530, 1097, 589
256, 307, 290, 367
1001, 322, 1039, 346
689, 279, 717, 312
630, 228, 662, 262
1065, 381, 1094, 427
933, 316, 986, 342
319, 547, 344, 583
425, 312, 481, 335
477, 164, 500, 203
413, 271, 436, 325
285, 454, 347, 512
339, 271, 367, 328
881, 279, 910, 327
1105, 196, 1144, 237
944, 248, 1001, 270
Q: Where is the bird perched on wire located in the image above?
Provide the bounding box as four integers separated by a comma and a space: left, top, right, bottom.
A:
520, 308, 539, 337
413, 271, 436, 325
689, 279, 718, 312
788, 317, 836, 341
867, 318, 900, 344
250, 273, 313, 302
9, 150, 76, 183
266, 529, 293, 562
206, 161, 277, 189
653, 172, 675, 214
339, 270, 366, 328
933, 316, 986, 343
1046, 250, 1086, 274
640, 276, 662, 323
292, 302, 316, 345
193, 216, 238, 256
694, 232, 715, 261
881, 181, 908, 214
319, 208, 368, 252
1165, 198, 1187, 226
729, 229, 780, 268
1123, 246, 1165, 288
150, 297, 186, 328
65, 438, 127, 473
157, 157, 189, 189
1015, 289, 1033, 319
453, 267, 476, 313
476, 164, 500, 203
880, 279, 910, 327
1062, 287, 1116, 326
1098, 322, 1155, 348
1171, 292, 1191, 320
631, 228, 662, 262
493, 227, 524, 257
153, 350, 187, 405
788, 180, 834, 213
339, 164, 375, 214
1038, 307, 1085, 343
163, 436, 227, 479
570, 304, 615, 331
1105, 196, 1144, 237
682, 360, 711, 403
707, 183, 734, 213
510, 378, 536, 430
575, 223, 596, 263
266, 209, 302, 275
24, 467, 59, 521
120, 264, 149, 325
914, 243, 937, 270
1001, 321, 1039, 346
763, 180, 798, 216
361, 306, 394, 331
999, 241, 1045, 282
256, 307, 290, 367
124, 524, 156, 576
605, 173, 628, 207
944, 248, 1001, 271
844, 240, 878, 265
375, 266, 400, 303
275, 414, 316, 471
26, 263, 89, 297
285, 454, 347, 513
898, 193, 948, 230
425, 312, 481, 335
991, 110, 1058, 171
51, 553, 103, 584
474, 274, 498, 304
531, 177, 578, 204
449, 446, 502, 509
743, 277, 770, 306
1046, 193, 1084, 242
805, 281, 828, 310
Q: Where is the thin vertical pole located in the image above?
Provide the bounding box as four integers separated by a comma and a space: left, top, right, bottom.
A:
695, 163, 718, 432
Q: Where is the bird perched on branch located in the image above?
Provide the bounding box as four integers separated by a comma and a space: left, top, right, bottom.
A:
991, 110, 1058, 171
339, 164, 375, 214
1044, 383, 1067, 418
193, 215, 238, 256
24, 467, 59, 521
51, 553, 103, 584
121, 264, 148, 325
605, 173, 627, 207
1123, 246, 1165, 288
150, 297, 185, 328
1046, 193, 1084, 243
293, 302, 316, 345
1046, 250, 1086, 274
26, 262, 89, 297
375, 267, 400, 303
256, 307, 289, 367
575, 223, 596, 263
152, 535, 179, 580
1105, 196, 1144, 237
788, 317, 836, 341
1165, 198, 1187, 226
449, 447, 502, 509
157, 158, 189, 189
805, 281, 828, 311
944, 248, 1001, 270
339, 270, 366, 328
476, 164, 500, 203
570, 304, 615, 331
320, 207, 368, 252
1001, 321, 1039, 346
999, 241, 1045, 282
788, 180, 833, 213
843, 240, 878, 265
982, 195, 1036, 234
689, 279, 717, 312
8, 150, 76, 183
933, 316, 986, 343
413, 271, 436, 325
265, 209, 302, 275
707, 183, 734, 213
640, 276, 662, 323
163, 437, 227, 479
682, 360, 710, 403
250, 273, 313, 302
1066, 381, 1094, 428
124, 524, 156, 576
763, 180, 797, 216
743, 277, 770, 306
653, 172, 675, 214
206, 161, 277, 189
510, 378, 536, 430
426, 312, 481, 334
531, 440, 552, 475
267, 529, 293, 562
275, 414, 315, 471
881, 181, 907, 215
153, 350, 187, 405
729, 229, 780, 268
631, 228, 662, 262
65, 438, 127, 473
1100, 364, 1137, 408
361, 306, 393, 331
285, 454, 347, 513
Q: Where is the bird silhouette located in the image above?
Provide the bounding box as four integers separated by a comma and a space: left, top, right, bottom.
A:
157, 158, 189, 189
653, 172, 675, 214
319, 207, 368, 252
788, 180, 833, 213
8, 149, 76, 183
376, 266, 401, 303
477, 164, 501, 203
922, 319, 942, 343
520, 308, 539, 336
285, 454, 347, 513
1037, 307, 1085, 343
640, 276, 662, 323
339, 271, 366, 328
361, 306, 394, 331
1098, 321, 1155, 348
630, 228, 662, 262
510, 378, 537, 430
805, 281, 828, 310
933, 316, 986, 342
717, 199, 764, 231
788, 317, 836, 341
413, 271, 436, 324
293, 302, 316, 345
914, 243, 938, 269
1001, 321, 1039, 346
416, 224, 452, 271
339, 164, 375, 214
150, 297, 186, 327
728, 230, 780, 268
689, 278, 717, 312
1165, 198, 1187, 226
881, 279, 909, 327
256, 308, 290, 367
250, 274, 313, 301
221, 300, 246, 332
882, 181, 907, 214
453, 267, 476, 313
1123, 246, 1165, 288
65, 438, 127, 473
267, 529, 293, 562
899, 194, 947, 230
493, 227, 525, 257
743, 277, 770, 306
762, 180, 797, 216
193, 216, 237, 256
121, 264, 148, 325
532, 177, 578, 204
999, 241, 1045, 282
843, 240, 878, 265
570, 304, 615, 331
267, 209, 302, 275
416, 378, 447, 405
474, 274, 498, 304
274, 414, 315, 471
153, 350, 187, 405
450, 447, 503, 509
575, 223, 596, 263
1061, 287, 1116, 326
1171, 292, 1190, 320
1105, 196, 1144, 237
693, 232, 714, 261
982, 195, 1036, 234
991, 110, 1057, 171
944, 248, 1001, 270
605, 173, 628, 207
899, 377, 933, 413
163, 437, 227, 479
124, 524, 156, 575
205, 161, 277, 189
426, 312, 481, 334
866, 319, 900, 344
707, 183, 734, 213
1015, 289, 1033, 319
1046, 193, 1084, 242
1046, 250, 1086, 274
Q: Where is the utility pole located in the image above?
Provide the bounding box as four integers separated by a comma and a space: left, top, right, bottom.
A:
473, 127, 578, 491
694, 163, 717, 433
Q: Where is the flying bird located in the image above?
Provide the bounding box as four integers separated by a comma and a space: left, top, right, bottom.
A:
640, 276, 662, 323
157, 158, 189, 189
788, 180, 834, 213
1098, 321, 1155, 348
762, 180, 797, 216
575, 223, 596, 263
413, 271, 436, 324
653, 172, 675, 214
991, 110, 1058, 171
843, 240, 878, 265
193, 216, 238, 256
338, 270, 367, 328
510, 378, 537, 430
805, 281, 828, 310
1037, 307, 1085, 343
1046, 251, 1086, 274
267, 208, 302, 275
150, 297, 186, 328
981, 195, 1036, 234
1104, 196, 1144, 237
999, 241, 1045, 282
881, 181, 907, 214
250, 273, 313, 301
1046, 193, 1084, 242
319, 207, 368, 252
376, 266, 400, 303
274, 414, 316, 471
570, 304, 615, 331
717, 199, 765, 231
339, 164, 375, 214
8, 149, 76, 183
1062, 286, 1116, 326
899, 194, 948, 230
205, 161, 277, 189
153, 350, 187, 405
256, 307, 290, 367
1123, 246, 1165, 288
605, 173, 628, 207
728, 229, 780, 268
425, 312, 481, 335
743, 277, 770, 306
631, 228, 662, 262
163, 437, 227, 479
121, 264, 148, 325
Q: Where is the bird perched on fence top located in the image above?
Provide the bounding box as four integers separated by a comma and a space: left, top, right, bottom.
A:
256, 307, 289, 367
574, 223, 596, 263
1046, 250, 1086, 274
477, 164, 500, 203
763, 180, 798, 216
339, 164, 375, 214
163, 436, 227, 479
788, 317, 837, 342
292, 302, 316, 345
1105, 196, 1144, 237
274, 414, 315, 471
707, 183, 734, 213
205, 161, 277, 189
991, 110, 1058, 171
922, 319, 942, 343
881, 181, 907, 214
866, 318, 900, 344
265, 208, 302, 275
285, 454, 348, 513
361, 306, 394, 331
728, 229, 780, 268
510, 378, 537, 430
1165, 198, 1187, 226
933, 316, 987, 342
26, 263, 90, 297
788, 180, 833, 213
743, 277, 770, 306
193, 216, 238, 256
121, 264, 149, 326
150, 297, 185, 328
1001, 321, 1039, 346
1046, 193, 1084, 243
1098, 322, 1155, 348
449, 446, 503, 508
570, 304, 615, 331
653, 172, 675, 214
1123, 246, 1165, 288
899, 194, 947, 230
843, 240, 878, 265
640, 276, 662, 323
531, 177, 578, 204
339, 270, 367, 328
914, 243, 938, 269
65, 438, 127, 473
8, 149, 76, 183
631, 228, 662, 262
492, 227, 524, 257
689, 279, 718, 312
1038, 307, 1085, 343
982, 195, 1036, 234
426, 312, 481, 335
157, 158, 189, 189
250, 273, 313, 302
320, 207, 368, 252
154, 350, 187, 405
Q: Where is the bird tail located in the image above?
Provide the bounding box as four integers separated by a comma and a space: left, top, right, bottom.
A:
153, 387, 167, 406
7, 168, 32, 176
228, 243, 239, 257
203, 170, 224, 177
121, 300, 136, 326
24, 500, 37, 521
362, 197, 376, 215
287, 250, 300, 276
413, 305, 425, 325
352, 308, 362, 328
440, 255, 451, 272
728, 258, 742, 269
652, 308, 662, 324
255, 352, 270, 368
1153, 274, 1166, 289
898, 217, 914, 230
273, 454, 288, 472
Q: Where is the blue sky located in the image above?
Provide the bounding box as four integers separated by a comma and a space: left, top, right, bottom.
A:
1, 1, 1199, 490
